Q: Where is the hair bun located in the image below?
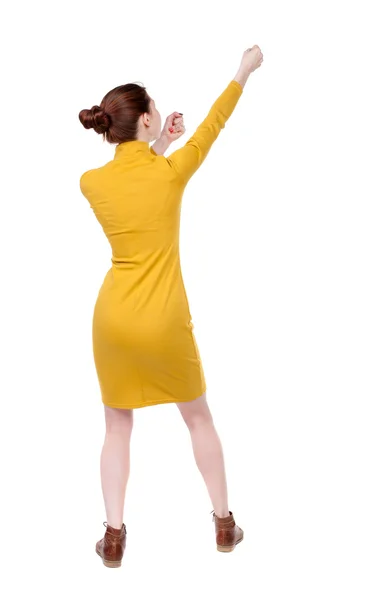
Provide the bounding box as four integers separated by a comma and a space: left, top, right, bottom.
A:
79, 105, 111, 134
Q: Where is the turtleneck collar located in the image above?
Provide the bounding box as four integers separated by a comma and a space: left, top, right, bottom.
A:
114, 140, 150, 159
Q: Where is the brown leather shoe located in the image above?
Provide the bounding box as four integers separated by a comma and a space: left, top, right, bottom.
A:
95, 521, 127, 568
211, 510, 244, 552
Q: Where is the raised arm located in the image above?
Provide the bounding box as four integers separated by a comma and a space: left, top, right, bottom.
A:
166, 80, 243, 184
166, 44, 264, 184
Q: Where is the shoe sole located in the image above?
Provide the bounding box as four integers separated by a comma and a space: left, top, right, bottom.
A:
95, 532, 244, 562
217, 533, 244, 553
95, 546, 122, 568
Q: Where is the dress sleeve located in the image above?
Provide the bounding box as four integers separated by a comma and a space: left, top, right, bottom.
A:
166, 79, 243, 184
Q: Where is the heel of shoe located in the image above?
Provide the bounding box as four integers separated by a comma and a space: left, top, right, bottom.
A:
102, 558, 122, 568
217, 543, 235, 552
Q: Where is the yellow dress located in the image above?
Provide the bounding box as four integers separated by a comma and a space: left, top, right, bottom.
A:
79, 79, 243, 409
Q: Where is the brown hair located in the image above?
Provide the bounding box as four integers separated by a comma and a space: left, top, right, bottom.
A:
78, 82, 151, 144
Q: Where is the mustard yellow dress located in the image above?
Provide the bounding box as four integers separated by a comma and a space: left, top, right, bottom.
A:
79, 79, 243, 409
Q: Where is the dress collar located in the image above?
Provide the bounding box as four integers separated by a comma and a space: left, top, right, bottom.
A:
114, 140, 150, 159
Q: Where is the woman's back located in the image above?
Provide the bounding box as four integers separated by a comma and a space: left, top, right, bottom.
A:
80, 140, 183, 269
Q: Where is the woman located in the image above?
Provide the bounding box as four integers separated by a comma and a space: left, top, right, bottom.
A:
79, 44, 263, 567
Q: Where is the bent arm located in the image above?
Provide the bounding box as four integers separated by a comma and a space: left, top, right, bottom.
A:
166, 79, 243, 184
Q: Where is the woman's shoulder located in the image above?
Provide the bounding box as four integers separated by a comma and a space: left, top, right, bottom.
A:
79, 168, 96, 195
79, 164, 107, 192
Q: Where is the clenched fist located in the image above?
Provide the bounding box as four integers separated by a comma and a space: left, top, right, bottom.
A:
240, 45, 264, 73
160, 112, 186, 143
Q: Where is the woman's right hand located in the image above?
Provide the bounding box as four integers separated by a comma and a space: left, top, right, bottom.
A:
240, 45, 264, 73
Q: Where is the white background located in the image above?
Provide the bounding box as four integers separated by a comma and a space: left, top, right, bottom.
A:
1, 0, 382, 598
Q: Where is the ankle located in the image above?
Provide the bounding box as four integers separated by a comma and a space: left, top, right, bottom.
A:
214, 510, 230, 519
107, 521, 123, 530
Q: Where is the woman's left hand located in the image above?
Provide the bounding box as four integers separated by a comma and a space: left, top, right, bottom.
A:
160, 112, 185, 143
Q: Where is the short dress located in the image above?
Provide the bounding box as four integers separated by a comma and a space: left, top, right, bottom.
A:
79, 79, 243, 408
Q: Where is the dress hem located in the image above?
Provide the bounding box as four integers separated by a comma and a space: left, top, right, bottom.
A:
101, 387, 207, 410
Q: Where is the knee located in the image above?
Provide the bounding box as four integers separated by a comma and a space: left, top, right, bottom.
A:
104, 407, 134, 435
178, 393, 214, 431
183, 411, 214, 432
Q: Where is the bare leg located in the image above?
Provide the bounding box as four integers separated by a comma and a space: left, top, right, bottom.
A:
176, 393, 230, 518
100, 405, 134, 529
